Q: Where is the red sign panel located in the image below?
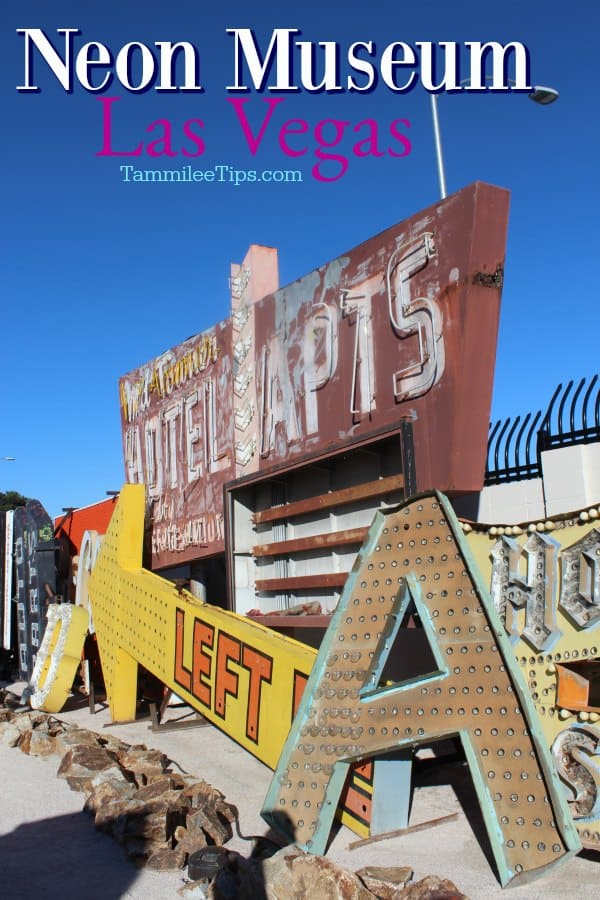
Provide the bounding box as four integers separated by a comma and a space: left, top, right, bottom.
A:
54, 497, 118, 554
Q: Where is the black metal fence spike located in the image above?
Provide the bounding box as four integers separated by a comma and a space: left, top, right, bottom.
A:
485, 375, 600, 485
524, 411, 542, 473
504, 416, 521, 476
492, 417, 511, 477
541, 382, 563, 434
514, 412, 532, 478
556, 380, 574, 436
570, 377, 586, 434
582, 374, 598, 431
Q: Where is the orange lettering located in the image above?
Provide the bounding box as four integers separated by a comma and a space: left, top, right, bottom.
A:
192, 619, 214, 708
242, 645, 273, 743
292, 670, 309, 720
214, 632, 240, 719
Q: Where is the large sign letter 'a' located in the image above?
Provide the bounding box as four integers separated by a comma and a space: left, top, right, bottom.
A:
262, 493, 580, 887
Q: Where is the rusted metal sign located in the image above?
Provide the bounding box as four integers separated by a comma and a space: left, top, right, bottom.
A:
120, 322, 235, 568
254, 182, 508, 483
263, 492, 580, 886
120, 182, 509, 569
467, 511, 600, 852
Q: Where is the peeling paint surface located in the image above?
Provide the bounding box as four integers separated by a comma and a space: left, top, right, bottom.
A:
119, 183, 509, 568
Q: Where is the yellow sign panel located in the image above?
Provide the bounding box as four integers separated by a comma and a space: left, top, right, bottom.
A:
88, 484, 316, 767
467, 516, 600, 850
29, 603, 89, 713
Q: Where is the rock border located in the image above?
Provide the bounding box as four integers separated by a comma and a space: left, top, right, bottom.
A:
0, 689, 467, 899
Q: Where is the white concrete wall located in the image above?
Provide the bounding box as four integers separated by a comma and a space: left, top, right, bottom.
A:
477, 478, 545, 525
542, 443, 600, 516
477, 442, 600, 524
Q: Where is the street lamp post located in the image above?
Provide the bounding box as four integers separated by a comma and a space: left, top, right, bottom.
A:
430, 93, 448, 200
431, 83, 559, 200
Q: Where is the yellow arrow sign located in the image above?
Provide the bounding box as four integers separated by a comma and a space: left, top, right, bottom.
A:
88, 483, 317, 767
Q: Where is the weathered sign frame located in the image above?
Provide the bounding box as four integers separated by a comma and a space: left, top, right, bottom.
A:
119, 183, 509, 572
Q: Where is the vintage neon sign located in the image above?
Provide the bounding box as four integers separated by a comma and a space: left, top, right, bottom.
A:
468, 514, 600, 851
1, 510, 14, 650
74, 529, 103, 633
87, 484, 404, 836
28, 603, 89, 713
119, 184, 509, 568
88, 484, 316, 760
13, 501, 55, 679
88, 485, 581, 880
263, 493, 580, 886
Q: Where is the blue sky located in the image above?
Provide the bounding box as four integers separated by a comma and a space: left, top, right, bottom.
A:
2, 1, 599, 518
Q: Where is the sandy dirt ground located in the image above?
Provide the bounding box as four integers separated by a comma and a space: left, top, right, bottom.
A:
1, 681, 599, 899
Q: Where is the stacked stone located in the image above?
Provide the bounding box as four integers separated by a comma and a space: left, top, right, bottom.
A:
178, 849, 467, 900
0, 690, 236, 871
0, 689, 467, 899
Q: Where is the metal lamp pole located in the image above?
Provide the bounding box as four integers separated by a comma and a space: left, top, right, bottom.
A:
431, 83, 559, 200
430, 93, 448, 199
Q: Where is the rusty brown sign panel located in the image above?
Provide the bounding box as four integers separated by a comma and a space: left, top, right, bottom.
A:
254, 182, 508, 486
119, 183, 509, 568
120, 320, 235, 568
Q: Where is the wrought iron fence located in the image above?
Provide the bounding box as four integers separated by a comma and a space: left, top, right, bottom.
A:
485, 375, 600, 485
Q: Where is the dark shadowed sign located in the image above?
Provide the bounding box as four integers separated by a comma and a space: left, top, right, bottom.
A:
13, 501, 56, 679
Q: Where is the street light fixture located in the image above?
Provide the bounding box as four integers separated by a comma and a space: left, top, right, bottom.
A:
528, 86, 560, 106
431, 82, 559, 200
1, 456, 15, 461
